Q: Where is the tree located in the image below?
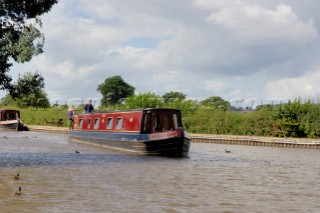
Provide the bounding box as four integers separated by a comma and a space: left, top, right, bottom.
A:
123, 92, 163, 109
0, 0, 57, 96
200, 96, 231, 111
97, 76, 135, 106
5, 72, 50, 108
162, 91, 186, 103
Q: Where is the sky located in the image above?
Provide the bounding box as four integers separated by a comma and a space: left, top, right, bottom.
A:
4, 0, 320, 108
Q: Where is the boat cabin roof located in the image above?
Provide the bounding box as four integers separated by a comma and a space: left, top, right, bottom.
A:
0, 109, 20, 113
80, 108, 181, 115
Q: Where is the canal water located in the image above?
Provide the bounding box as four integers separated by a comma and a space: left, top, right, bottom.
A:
0, 131, 320, 213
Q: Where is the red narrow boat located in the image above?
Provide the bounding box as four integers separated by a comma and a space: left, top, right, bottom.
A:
68, 108, 191, 157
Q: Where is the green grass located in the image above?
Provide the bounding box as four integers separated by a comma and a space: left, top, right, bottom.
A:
16, 106, 83, 127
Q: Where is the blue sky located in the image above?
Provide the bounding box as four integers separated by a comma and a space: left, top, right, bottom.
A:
3, 0, 320, 108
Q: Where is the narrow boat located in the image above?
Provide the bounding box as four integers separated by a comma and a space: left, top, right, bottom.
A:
0, 109, 28, 131
68, 108, 191, 157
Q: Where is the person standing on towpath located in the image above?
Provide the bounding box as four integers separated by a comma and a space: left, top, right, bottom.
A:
67, 105, 75, 129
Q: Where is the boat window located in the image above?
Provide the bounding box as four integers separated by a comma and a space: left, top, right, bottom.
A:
94, 118, 99, 129
142, 113, 151, 133
153, 114, 162, 132
4, 112, 16, 120
107, 118, 113, 129
88, 119, 91, 129
172, 114, 178, 130
116, 117, 123, 129
163, 114, 170, 131
78, 119, 83, 128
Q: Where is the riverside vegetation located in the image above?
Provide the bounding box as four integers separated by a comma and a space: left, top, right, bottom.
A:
6, 97, 320, 139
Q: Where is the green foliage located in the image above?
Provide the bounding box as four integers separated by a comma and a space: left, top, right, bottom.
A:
5, 72, 50, 108
13, 71, 45, 95
9, 19, 44, 63
200, 96, 231, 111
0, 0, 57, 95
162, 91, 186, 103
299, 103, 320, 138
15, 92, 49, 108
273, 98, 302, 124
97, 76, 135, 106
123, 92, 163, 109
268, 98, 320, 137
166, 99, 198, 114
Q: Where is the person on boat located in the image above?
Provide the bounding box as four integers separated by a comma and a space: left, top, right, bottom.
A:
84, 99, 94, 113
67, 105, 75, 128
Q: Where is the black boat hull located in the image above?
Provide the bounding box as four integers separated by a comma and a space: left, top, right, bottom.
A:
68, 130, 190, 158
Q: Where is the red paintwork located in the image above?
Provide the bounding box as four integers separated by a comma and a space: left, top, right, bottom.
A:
73, 111, 143, 132
149, 131, 178, 140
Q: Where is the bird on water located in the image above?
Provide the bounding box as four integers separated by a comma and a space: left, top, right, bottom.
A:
14, 187, 22, 196
13, 173, 20, 180
225, 149, 231, 153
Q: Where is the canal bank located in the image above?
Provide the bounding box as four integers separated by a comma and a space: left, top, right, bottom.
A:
27, 125, 320, 149
28, 125, 69, 134
191, 134, 320, 149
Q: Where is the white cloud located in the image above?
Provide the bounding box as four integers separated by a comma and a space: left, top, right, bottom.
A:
193, 0, 243, 10
263, 70, 320, 100
77, 0, 117, 20
199, 2, 318, 45
203, 80, 231, 92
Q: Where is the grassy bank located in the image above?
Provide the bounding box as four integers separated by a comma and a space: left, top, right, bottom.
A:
17, 106, 71, 127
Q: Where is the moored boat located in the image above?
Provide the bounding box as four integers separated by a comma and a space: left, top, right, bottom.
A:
68, 108, 191, 157
0, 109, 28, 131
